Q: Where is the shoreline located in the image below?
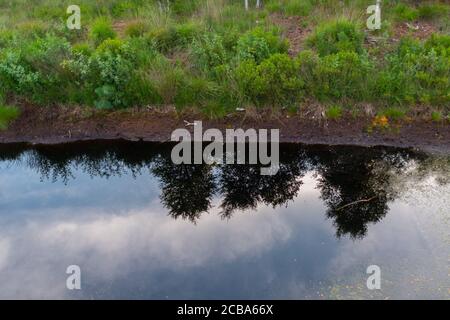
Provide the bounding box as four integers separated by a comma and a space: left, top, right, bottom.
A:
1, 106, 449, 154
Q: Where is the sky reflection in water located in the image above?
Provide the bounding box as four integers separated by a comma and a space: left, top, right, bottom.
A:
0, 142, 448, 299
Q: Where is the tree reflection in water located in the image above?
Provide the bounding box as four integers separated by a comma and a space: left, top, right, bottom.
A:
2, 141, 446, 239
307, 147, 419, 239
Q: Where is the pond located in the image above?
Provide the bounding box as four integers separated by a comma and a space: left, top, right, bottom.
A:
0, 141, 448, 299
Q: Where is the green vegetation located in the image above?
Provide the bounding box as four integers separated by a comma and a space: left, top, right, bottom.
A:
325, 105, 343, 120
0, 0, 449, 120
380, 107, 406, 121
0, 105, 20, 130
431, 111, 442, 122
394, 2, 450, 22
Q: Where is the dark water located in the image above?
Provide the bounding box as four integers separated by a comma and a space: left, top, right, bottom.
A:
0, 142, 448, 299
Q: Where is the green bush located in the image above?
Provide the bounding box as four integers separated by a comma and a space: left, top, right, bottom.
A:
0, 105, 20, 130
307, 20, 365, 56
91, 39, 135, 108
236, 53, 303, 106
312, 51, 373, 101
236, 32, 271, 63
192, 34, 228, 73
146, 23, 200, 52
235, 28, 289, 64
375, 36, 450, 106
90, 17, 117, 46
0, 35, 71, 103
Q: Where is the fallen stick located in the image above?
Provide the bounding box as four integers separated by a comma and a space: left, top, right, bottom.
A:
336, 196, 378, 212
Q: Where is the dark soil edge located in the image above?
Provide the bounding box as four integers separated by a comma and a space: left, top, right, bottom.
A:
1, 105, 449, 155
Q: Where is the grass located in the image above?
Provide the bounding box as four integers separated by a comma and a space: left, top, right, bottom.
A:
0, 0, 448, 120
0, 105, 20, 130
325, 105, 343, 120
380, 108, 406, 121
431, 111, 443, 122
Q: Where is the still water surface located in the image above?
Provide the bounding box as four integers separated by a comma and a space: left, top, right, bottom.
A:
0, 142, 448, 299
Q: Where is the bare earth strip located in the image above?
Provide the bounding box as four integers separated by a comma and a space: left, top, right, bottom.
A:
1, 105, 449, 154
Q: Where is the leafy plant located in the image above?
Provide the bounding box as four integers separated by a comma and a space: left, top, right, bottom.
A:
0, 35, 71, 103
192, 33, 228, 73
236, 53, 303, 106
312, 51, 374, 101
307, 20, 365, 56
375, 35, 450, 106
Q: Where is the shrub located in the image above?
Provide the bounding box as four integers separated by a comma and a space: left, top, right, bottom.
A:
146, 23, 200, 52
312, 51, 373, 101
307, 20, 365, 56
236, 53, 303, 106
90, 17, 116, 46
235, 28, 289, 64
236, 32, 271, 63
0, 35, 71, 103
90, 39, 134, 108
0, 105, 20, 130
424, 34, 450, 56
375, 36, 450, 106
192, 33, 228, 73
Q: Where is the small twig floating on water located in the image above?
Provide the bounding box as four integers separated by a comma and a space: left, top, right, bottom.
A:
336, 196, 378, 212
